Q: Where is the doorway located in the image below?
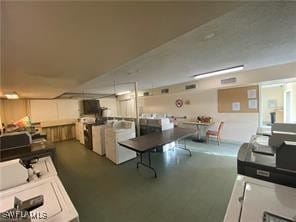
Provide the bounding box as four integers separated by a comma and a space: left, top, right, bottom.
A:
260, 79, 296, 127
284, 91, 292, 123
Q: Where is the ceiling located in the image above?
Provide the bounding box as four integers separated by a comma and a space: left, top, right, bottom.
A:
0, 1, 240, 98
75, 2, 296, 95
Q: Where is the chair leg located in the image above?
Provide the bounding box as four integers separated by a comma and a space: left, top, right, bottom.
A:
218, 136, 220, 146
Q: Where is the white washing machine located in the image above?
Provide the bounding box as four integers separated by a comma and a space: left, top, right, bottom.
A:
0, 176, 79, 222
105, 121, 136, 164
0, 157, 79, 221
92, 125, 106, 156
224, 175, 296, 222
0, 157, 57, 191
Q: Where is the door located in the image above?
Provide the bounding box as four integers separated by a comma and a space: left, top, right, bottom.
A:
284, 91, 291, 123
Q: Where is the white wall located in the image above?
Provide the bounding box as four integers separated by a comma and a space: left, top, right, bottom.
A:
30, 99, 80, 123
100, 97, 118, 117
141, 89, 258, 143
0, 99, 30, 125
116, 94, 137, 117
30, 98, 118, 123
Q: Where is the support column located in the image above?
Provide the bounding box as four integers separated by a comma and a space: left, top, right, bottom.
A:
134, 82, 140, 136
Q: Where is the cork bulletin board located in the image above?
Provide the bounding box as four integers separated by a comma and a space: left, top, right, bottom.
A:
218, 85, 259, 113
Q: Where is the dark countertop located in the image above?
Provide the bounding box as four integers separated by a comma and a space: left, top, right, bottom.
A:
0, 140, 56, 162
237, 142, 296, 188
118, 127, 196, 153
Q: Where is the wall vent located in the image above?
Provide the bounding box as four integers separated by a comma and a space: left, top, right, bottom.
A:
161, 88, 169, 94
185, 84, 196, 90
221, 77, 237, 85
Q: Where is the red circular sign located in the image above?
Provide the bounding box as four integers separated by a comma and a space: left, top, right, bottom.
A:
175, 99, 183, 108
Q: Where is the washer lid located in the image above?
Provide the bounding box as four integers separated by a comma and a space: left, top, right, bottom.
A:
0, 176, 78, 222
240, 182, 296, 222
0, 182, 62, 219
32, 157, 57, 178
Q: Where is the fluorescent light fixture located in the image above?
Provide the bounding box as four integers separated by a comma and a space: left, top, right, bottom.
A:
5, 92, 19, 99
261, 83, 283, 88
116, 90, 131, 96
193, 65, 244, 80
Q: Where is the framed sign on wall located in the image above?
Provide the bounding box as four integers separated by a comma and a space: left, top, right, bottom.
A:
175, 99, 183, 108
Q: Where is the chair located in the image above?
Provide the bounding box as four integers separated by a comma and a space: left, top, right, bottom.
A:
206, 122, 224, 145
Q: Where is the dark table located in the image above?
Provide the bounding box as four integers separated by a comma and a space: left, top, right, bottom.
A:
118, 127, 196, 178
0, 140, 56, 163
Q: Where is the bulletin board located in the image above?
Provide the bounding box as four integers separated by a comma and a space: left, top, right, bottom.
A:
218, 85, 259, 113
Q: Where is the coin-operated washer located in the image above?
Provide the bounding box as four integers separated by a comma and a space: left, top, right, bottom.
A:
224, 123, 296, 222
0, 157, 79, 222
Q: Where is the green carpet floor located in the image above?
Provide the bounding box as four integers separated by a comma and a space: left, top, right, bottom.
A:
54, 139, 239, 222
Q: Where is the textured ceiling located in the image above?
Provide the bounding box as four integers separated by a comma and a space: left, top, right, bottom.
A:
0, 1, 239, 98
76, 2, 296, 95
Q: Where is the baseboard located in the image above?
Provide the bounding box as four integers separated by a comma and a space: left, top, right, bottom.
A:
208, 137, 242, 145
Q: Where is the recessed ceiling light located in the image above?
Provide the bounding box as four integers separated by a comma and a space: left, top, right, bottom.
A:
5, 92, 19, 99
193, 65, 244, 80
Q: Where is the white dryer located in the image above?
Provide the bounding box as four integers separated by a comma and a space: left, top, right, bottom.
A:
105, 121, 136, 164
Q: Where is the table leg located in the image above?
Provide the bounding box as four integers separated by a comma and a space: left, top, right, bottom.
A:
184, 139, 192, 156
197, 125, 201, 140
192, 125, 206, 143
136, 151, 157, 178
137, 152, 142, 168
176, 139, 192, 156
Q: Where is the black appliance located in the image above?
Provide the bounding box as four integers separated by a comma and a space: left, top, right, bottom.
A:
0, 132, 31, 150
84, 124, 93, 150
237, 123, 296, 188
237, 143, 296, 188
83, 100, 100, 114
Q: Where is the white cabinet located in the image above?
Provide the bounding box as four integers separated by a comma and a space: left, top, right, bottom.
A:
75, 121, 84, 144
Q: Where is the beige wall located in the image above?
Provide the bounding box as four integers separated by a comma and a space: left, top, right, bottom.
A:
30, 99, 80, 123
117, 95, 136, 118
100, 97, 118, 117
0, 98, 118, 126
142, 62, 296, 96
140, 89, 258, 143
0, 99, 30, 125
